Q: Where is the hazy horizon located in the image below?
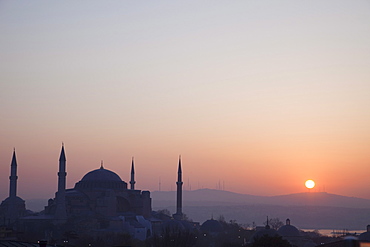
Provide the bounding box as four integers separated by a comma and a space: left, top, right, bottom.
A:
23, 188, 370, 230
1, 1, 370, 201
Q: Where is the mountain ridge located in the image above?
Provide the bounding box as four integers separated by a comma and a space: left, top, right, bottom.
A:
152, 189, 370, 209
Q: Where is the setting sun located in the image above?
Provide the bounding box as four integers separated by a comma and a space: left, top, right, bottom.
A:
305, 180, 315, 189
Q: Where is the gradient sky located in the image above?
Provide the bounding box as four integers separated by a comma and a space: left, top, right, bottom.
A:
1, 1, 370, 202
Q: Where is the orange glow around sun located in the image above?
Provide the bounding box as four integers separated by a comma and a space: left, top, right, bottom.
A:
305, 180, 315, 189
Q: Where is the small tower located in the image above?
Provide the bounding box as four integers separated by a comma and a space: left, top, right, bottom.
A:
8, 149, 19, 223
265, 216, 270, 229
286, 218, 291, 225
0, 149, 26, 225
130, 157, 135, 190
9, 149, 18, 199
55, 144, 67, 222
173, 155, 183, 220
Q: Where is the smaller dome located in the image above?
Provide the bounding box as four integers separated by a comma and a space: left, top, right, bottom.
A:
278, 219, 300, 237
1, 196, 25, 205
278, 225, 300, 237
201, 219, 223, 233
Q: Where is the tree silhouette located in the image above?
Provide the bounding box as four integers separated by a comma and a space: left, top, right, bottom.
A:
263, 217, 284, 230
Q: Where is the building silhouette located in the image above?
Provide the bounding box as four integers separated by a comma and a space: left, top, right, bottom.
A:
0, 145, 189, 244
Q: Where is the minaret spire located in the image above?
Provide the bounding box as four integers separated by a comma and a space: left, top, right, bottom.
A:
6, 148, 26, 224
266, 216, 270, 229
9, 148, 18, 199
130, 157, 135, 190
173, 155, 183, 220
55, 144, 67, 222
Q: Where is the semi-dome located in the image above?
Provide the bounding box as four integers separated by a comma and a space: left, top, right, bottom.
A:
278, 219, 300, 237
1, 196, 25, 205
81, 167, 122, 182
201, 219, 223, 233
74, 166, 127, 190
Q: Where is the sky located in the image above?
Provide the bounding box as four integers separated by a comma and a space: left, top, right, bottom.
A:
1, 1, 370, 202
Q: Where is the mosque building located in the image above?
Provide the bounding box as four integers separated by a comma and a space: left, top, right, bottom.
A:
44, 145, 152, 220
2, 145, 345, 247
0, 145, 187, 244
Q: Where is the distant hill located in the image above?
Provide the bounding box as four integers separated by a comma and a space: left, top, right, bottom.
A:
152, 189, 370, 208
152, 189, 370, 230
269, 192, 370, 208
152, 188, 264, 207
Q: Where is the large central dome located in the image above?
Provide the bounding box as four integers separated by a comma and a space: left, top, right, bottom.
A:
81, 167, 122, 182
74, 166, 127, 190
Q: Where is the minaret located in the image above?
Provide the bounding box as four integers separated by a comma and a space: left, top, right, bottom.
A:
9, 149, 18, 199
173, 155, 183, 220
265, 216, 270, 229
130, 157, 135, 190
55, 144, 67, 221
6, 148, 20, 224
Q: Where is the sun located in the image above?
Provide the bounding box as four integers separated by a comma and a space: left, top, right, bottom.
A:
305, 179, 315, 189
